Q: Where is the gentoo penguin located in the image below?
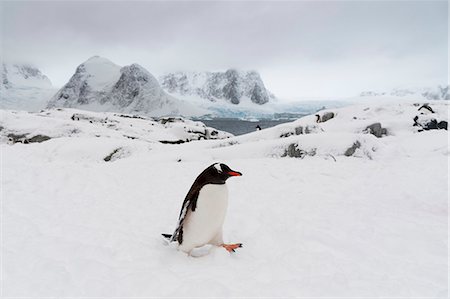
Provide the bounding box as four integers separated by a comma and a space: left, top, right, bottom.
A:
162, 163, 243, 254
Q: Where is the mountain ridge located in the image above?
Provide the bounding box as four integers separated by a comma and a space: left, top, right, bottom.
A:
159, 69, 275, 105
47, 56, 205, 117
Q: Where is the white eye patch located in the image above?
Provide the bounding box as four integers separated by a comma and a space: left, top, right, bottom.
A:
214, 163, 222, 173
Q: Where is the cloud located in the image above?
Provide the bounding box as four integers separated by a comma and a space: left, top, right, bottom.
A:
1, 1, 447, 97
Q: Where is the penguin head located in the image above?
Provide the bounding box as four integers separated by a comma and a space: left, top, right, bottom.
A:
202, 163, 242, 184
215, 163, 242, 178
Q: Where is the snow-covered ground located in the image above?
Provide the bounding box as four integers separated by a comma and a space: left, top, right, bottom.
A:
1, 100, 448, 297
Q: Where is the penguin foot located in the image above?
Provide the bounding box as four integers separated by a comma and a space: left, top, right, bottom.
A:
221, 243, 243, 253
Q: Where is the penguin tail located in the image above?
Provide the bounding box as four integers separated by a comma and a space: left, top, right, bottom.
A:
161, 233, 172, 240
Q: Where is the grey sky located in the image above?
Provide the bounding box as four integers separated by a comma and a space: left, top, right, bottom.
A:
1, 0, 448, 99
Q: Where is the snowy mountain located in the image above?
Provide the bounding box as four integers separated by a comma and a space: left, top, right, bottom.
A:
1, 99, 447, 297
159, 69, 274, 105
0, 63, 57, 111
47, 56, 206, 117
360, 85, 449, 101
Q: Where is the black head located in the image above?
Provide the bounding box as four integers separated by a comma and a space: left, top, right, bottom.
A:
197, 163, 242, 185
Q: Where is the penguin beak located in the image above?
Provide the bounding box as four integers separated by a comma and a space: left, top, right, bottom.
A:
227, 171, 242, 176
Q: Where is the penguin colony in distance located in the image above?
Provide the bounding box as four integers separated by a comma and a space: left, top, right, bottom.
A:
162, 163, 243, 254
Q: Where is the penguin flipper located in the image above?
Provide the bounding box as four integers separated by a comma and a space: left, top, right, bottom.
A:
171, 190, 199, 243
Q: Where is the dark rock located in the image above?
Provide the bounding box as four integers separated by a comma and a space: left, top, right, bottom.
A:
7, 133, 51, 144
159, 140, 186, 144
222, 69, 240, 104
26, 135, 51, 143
280, 131, 294, 138
438, 121, 448, 130
364, 123, 387, 138
280, 125, 320, 137
114, 113, 147, 120
344, 141, 361, 156
414, 116, 447, 131
422, 119, 439, 130
250, 83, 265, 105
304, 126, 314, 134
104, 148, 121, 162
316, 112, 335, 123
283, 143, 307, 158
7, 133, 27, 143
124, 135, 138, 140
282, 143, 317, 158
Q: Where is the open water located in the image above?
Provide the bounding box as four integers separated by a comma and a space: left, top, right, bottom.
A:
198, 118, 300, 136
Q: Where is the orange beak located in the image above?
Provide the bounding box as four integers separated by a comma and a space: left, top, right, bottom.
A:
227, 171, 242, 176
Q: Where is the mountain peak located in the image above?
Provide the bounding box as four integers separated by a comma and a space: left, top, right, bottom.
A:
84, 55, 112, 64
47, 57, 203, 116
1, 62, 52, 89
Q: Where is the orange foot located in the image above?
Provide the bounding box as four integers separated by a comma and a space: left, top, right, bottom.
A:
222, 243, 243, 253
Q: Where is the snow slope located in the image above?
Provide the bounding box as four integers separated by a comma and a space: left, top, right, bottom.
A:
0, 63, 57, 111
0, 109, 233, 145
1, 100, 448, 297
360, 85, 450, 101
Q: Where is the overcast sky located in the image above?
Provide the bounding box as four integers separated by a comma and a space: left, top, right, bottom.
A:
1, 0, 448, 99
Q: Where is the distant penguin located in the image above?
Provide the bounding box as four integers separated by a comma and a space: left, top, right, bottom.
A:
256, 125, 262, 131
162, 163, 243, 254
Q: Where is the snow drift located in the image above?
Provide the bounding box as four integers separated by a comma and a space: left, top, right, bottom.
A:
1, 100, 448, 297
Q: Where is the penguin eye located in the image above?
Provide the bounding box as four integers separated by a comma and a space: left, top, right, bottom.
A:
220, 164, 230, 173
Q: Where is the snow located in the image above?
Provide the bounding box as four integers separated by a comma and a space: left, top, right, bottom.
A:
1, 63, 52, 89
47, 57, 210, 118
159, 69, 273, 106
1, 100, 448, 297
79, 56, 122, 91
360, 85, 449, 101
0, 87, 57, 112
1, 63, 56, 111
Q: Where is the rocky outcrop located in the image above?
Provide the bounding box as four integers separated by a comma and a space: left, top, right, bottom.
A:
47, 56, 192, 116
279, 125, 322, 138
344, 141, 361, 156
315, 112, 335, 123
413, 104, 448, 131
364, 123, 388, 138
282, 143, 316, 158
414, 117, 448, 131
7, 133, 51, 144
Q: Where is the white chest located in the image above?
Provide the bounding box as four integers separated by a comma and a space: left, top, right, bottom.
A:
181, 184, 229, 249
196, 184, 229, 219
